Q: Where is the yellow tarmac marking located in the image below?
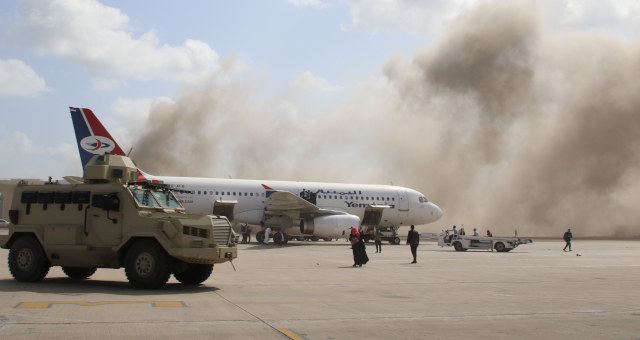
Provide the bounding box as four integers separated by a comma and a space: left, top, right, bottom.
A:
275, 328, 307, 340
15, 301, 185, 309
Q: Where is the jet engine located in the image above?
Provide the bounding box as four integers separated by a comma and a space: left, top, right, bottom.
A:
299, 214, 360, 238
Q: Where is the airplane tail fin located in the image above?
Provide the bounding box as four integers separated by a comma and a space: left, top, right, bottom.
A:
70, 107, 155, 182
70, 107, 126, 168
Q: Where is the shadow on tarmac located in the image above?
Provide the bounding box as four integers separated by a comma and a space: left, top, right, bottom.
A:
0, 277, 219, 295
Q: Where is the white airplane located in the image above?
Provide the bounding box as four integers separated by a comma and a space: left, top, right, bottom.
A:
70, 107, 443, 244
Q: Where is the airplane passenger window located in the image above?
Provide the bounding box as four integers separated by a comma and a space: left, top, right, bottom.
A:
245, 192, 248, 196
227, 192, 230, 195
250, 193, 253, 196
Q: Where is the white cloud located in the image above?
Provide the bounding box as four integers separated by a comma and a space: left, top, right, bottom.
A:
4, 0, 220, 82
344, 0, 640, 37
0, 131, 77, 179
0, 59, 51, 96
289, 71, 341, 94
92, 78, 129, 91
542, 0, 640, 37
345, 0, 471, 35
286, 0, 331, 9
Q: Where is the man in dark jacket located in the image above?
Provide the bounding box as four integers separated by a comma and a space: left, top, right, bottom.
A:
407, 225, 420, 264
563, 228, 573, 251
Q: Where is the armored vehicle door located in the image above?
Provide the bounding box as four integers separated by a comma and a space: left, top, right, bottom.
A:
85, 192, 123, 247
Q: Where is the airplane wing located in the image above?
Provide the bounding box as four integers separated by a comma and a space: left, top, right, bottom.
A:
263, 185, 347, 217
63, 176, 84, 184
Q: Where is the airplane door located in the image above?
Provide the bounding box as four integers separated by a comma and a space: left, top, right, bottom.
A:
213, 200, 236, 221
397, 190, 409, 211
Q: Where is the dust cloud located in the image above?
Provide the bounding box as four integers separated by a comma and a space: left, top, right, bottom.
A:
130, 2, 640, 237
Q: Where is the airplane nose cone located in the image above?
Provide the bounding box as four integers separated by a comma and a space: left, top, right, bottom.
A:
429, 203, 443, 222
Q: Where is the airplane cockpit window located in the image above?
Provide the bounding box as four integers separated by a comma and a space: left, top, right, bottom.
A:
418, 196, 429, 203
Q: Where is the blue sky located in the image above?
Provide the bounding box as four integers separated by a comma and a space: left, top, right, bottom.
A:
2, 0, 640, 236
1, 0, 638, 180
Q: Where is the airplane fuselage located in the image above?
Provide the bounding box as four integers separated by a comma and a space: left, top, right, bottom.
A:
144, 175, 442, 229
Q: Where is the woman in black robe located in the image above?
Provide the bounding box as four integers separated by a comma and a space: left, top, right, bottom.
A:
349, 227, 369, 267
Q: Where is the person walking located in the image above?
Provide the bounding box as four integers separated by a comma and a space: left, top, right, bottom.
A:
407, 225, 420, 264
563, 228, 573, 251
263, 227, 271, 245
349, 227, 369, 267
242, 224, 251, 244
374, 228, 383, 253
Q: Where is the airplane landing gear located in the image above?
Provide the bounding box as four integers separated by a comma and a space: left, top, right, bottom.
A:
273, 232, 289, 245
256, 230, 265, 244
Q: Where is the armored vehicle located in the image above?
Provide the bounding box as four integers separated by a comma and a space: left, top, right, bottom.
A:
0, 154, 237, 289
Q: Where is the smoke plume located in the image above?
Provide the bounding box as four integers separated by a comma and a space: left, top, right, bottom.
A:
131, 2, 640, 237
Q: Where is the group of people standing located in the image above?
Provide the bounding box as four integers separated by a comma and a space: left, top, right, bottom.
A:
348, 225, 421, 267
299, 189, 317, 204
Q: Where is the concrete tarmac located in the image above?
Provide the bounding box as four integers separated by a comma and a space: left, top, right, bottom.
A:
0, 239, 639, 339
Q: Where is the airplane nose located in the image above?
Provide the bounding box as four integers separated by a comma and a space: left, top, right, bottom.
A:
429, 203, 443, 222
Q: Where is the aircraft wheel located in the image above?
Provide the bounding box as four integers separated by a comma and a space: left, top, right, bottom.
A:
174, 263, 213, 285
494, 242, 506, 252
393, 237, 401, 245
323, 238, 332, 242
62, 267, 97, 279
9, 236, 50, 282
125, 240, 172, 289
273, 232, 288, 245
256, 231, 265, 244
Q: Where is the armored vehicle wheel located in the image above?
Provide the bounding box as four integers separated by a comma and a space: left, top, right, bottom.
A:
173, 263, 214, 285
453, 242, 466, 251
9, 236, 50, 282
62, 267, 97, 279
494, 242, 506, 252
125, 240, 172, 289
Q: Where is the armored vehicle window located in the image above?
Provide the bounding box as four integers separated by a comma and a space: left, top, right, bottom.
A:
55, 192, 72, 204
21, 191, 38, 203
37, 192, 54, 204
129, 188, 161, 208
152, 191, 183, 209
112, 168, 123, 179
73, 191, 91, 204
